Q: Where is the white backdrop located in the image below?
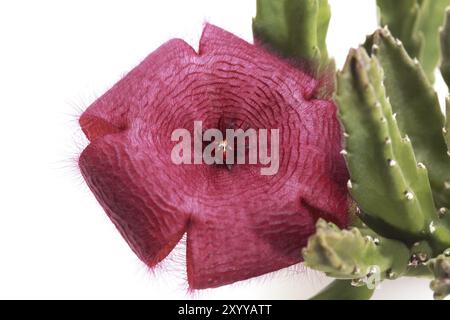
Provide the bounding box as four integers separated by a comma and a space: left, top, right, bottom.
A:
0, 0, 446, 299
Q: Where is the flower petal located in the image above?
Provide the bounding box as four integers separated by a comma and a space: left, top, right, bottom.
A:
79, 120, 192, 266
79, 38, 197, 142
199, 23, 319, 99
186, 189, 316, 289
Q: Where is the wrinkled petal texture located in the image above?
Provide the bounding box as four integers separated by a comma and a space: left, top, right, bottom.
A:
79, 24, 348, 289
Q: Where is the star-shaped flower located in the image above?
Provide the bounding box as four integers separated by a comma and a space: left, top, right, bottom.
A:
79, 24, 348, 289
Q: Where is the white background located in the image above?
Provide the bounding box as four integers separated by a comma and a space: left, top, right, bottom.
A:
0, 0, 447, 299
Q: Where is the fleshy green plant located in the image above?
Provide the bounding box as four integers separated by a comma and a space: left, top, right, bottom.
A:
253, 0, 332, 72
254, 0, 450, 300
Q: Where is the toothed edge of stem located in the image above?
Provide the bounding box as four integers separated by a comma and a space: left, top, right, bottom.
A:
336, 47, 438, 241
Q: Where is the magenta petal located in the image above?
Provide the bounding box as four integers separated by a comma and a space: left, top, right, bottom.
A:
199, 24, 319, 99
79, 38, 198, 142
79, 24, 349, 289
187, 191, 317, 288
79, 120, 191, 266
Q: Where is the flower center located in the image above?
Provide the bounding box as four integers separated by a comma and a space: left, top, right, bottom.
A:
213, 139, 235, 170
217, 140, 228, 153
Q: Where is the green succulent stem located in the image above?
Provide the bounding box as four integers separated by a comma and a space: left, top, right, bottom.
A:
446, 98, 450, 151
441, 9, 450, 88
310, 280, 374, 300
377, 0, 450, 82
376, 0, 422, 60
405, 265, 434, 278
364, 28, 450, 212
427, 251, 450, 299
252, 0, 332, 73
304, 0, 450, 301
303, 220, 410, 280
336, 47, 441, 244
441, 9, 450, 153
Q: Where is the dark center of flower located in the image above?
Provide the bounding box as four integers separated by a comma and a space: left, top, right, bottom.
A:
213, 139, 234, 170
203, 117, 248, 171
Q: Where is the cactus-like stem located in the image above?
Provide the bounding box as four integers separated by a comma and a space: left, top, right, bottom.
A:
310, 280, 374, 300
441, 9, 450, 88
336, 47, 441, 244
405, 264, 434, 278
410, 240, 434, 261
415, 0, 450, 82
446, 98, 450, 151
252, 0, 332, 73
404, 241, 435, 277
427, 250, 450, 300
364, 28, 450, 212
440, 9, 450, 152
303, 219, 410, 280
377, 0, 450, 82
376, 0, 422, 61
